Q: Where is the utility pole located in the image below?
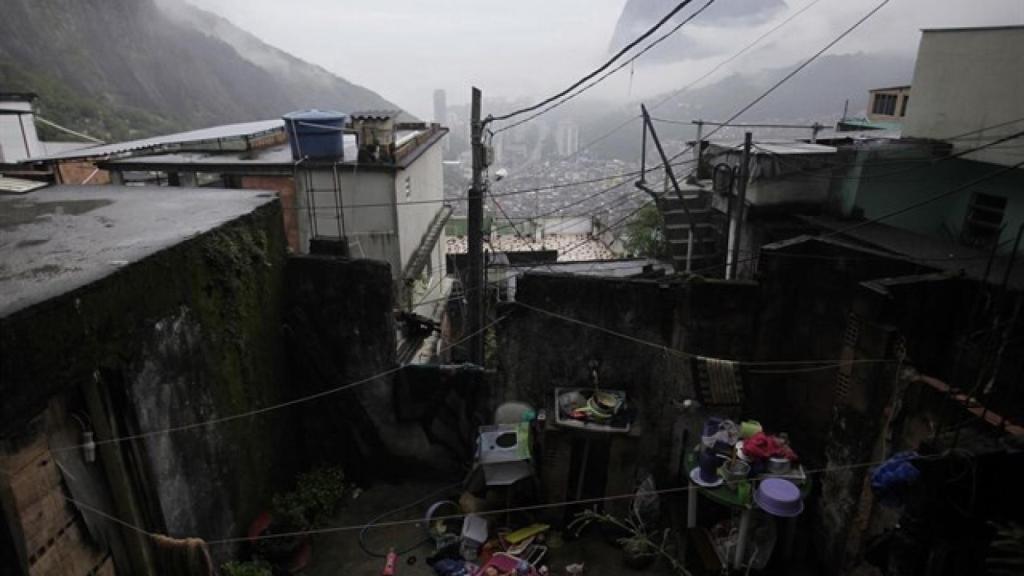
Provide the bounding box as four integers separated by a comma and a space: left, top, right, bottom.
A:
693, 120, 704, 179
467, 87, 485, 364
727, 132, 752, 280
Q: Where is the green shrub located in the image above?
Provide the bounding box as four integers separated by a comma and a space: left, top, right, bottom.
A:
271, 465, 346, 530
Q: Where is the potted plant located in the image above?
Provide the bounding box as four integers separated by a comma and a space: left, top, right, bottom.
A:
249, 466, 347, 572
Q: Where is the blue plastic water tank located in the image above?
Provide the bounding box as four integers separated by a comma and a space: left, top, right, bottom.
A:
282, 109, 348, 160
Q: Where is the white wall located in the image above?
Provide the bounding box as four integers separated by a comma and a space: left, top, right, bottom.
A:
903, 27, 1024, 167
0, 101, 42, 163
294, 137, 447, 290
396, 143, 445, 278
296, 166, 401, 274
539, 216, 592, 236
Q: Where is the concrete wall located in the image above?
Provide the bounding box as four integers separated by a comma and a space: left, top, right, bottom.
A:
0, 201, 294, 572
498, 274, 759, 495
285, 256, 460, 475
902, 27, 1024, 167
396, 143, 445, 278
849, 155, 1024, 253
240, 175, 299, 252
754, 240, 929, 458
296, 166, 399, 271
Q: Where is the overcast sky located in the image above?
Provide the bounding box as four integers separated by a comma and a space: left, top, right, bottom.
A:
186, 0, 1024, 119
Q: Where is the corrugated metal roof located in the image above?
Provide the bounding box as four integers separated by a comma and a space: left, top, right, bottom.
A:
0, 176, 48, 194
34, 119, 284, 162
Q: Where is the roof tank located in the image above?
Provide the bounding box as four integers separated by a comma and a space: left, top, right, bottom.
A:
282, 109, 348, 160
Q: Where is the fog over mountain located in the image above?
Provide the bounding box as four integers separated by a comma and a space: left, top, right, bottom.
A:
0, 0, 395, 141
610, 0, 787, 61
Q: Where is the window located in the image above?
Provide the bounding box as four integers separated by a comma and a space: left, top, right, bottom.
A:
872, 93, 898, 116
962, 192, 1007, 248
900, 95, 909, 117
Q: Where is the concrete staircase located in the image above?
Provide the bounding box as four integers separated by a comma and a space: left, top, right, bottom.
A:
656, 185, 725, 274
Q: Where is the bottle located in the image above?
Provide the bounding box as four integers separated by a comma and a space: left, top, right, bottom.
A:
382, 548, 397, 575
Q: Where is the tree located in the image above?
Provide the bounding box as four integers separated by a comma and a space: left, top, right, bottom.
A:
623, 204, 667, 259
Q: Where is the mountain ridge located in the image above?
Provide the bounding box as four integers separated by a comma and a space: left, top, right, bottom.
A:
0, 0, 397, 142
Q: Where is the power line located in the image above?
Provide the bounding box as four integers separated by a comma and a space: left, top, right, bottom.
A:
514, 300, 890, 369
668, 0, 892, 166
417, 198, 659, 311
63, 452, 957, 546
51, 314, 510, 454
293, 158, 693, 213
489, 0, 702, 123
653, 118, 821, 130
492, 0, 718, 135
494, 0, 824, 185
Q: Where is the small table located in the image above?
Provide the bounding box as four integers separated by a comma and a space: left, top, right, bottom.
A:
684, 447, 812, 570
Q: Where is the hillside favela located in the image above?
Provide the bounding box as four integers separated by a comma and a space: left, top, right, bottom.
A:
1, 1, 1023, 575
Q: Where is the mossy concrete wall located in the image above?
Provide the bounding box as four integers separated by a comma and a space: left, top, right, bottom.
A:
1, 200, 294, 567
498, 273, 759, 485
284, 256, 460, 478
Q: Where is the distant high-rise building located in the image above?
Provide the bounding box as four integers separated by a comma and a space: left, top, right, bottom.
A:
433, 89, 447, 125
555, 120, 579, 158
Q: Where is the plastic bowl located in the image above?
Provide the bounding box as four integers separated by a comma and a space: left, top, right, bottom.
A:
754, 478, 803, 517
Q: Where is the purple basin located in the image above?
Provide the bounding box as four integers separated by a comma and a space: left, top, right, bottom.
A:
754, 478, 803, 517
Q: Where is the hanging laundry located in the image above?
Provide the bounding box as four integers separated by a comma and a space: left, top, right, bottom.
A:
871, 452, 920, 507
694, 356, 743, 405
150, 534, 214, 576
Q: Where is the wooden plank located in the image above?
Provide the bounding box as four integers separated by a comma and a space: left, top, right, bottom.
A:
0, 430, 48, 476
10, 455, 62, 511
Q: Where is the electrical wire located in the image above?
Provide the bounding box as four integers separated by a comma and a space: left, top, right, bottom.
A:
358, 481, 464, 558
50, 315, 510, 454
64, 452, 955, 547
492, 0, 718, 135
415, 198, 658, 311
666, 0, 893, 166
292, 158, 691, 213
488, 0, 823, 185
514, 300, 891, 370
489, 0, 701, 123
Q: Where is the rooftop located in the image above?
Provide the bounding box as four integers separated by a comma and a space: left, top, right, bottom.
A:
706, 140, 837, 155
100, 126, 447, 173
0, 185, 277, 317
797, 215, 1024, 289
33, 119, 285, 162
